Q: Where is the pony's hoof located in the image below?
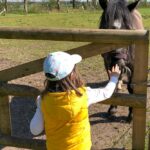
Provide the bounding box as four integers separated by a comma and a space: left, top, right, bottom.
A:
108, 107, 117, 116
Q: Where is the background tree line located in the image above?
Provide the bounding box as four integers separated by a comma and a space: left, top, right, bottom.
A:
0, 0, 149, 14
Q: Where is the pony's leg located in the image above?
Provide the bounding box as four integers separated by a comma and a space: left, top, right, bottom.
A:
108, 105, 117, 115
127, 107, 133, 122
107, 69, 118, 116
127, 82, 133, 94
127, 80, 133, 122
108, 79, 124, 116
104, 60, 119, 116
107, 69, 121, 116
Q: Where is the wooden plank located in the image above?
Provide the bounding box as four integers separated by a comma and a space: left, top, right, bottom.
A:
132, 108, 146, 150
0, 57, 44, 82
0, 43, 129, 81
101, 93, 145, 108
0, 134, 46, 150
148, 129, 150, 150
132, 33, 149, 149
0, 82, 145, 108
0, 95, 11, 135
0, 82, 40, 97
132, 42, 149, 94
0, 27, 147, 44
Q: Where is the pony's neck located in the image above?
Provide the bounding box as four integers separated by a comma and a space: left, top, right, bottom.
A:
131, 9, 144, 30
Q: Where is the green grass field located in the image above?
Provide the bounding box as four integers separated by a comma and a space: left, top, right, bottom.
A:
0, 10, 101, 63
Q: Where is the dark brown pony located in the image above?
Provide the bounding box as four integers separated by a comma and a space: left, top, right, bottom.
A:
99, 0, 144, 121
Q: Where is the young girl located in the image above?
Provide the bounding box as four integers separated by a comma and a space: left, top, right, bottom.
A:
30, 51, 121, 150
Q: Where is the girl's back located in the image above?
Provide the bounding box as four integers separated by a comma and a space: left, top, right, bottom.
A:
41, 87, 91, 150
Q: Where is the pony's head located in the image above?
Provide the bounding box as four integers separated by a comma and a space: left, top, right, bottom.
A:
99, 0, 140, 29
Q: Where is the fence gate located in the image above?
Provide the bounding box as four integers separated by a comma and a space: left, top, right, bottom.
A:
0, 27, 149, 150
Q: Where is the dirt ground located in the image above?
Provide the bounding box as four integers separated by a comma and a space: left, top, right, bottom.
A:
0, 58, 150, 150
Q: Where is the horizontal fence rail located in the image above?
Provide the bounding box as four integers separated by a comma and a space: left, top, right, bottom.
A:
0, 82, 40, 97
0, 82, 145, 108
0, 27, 148, 44
0, 28, 148, 150
0, 134, 46, 150
0, 43, 129, 81
0, 134, 100, 150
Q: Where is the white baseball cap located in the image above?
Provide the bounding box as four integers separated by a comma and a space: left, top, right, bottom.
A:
43, 51, 82, 81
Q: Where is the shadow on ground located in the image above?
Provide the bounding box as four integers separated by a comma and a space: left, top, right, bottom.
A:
10, 96, 36, 139
90, 112, 130, 125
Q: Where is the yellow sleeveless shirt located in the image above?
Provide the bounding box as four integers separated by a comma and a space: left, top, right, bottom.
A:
41, 87, 91, 150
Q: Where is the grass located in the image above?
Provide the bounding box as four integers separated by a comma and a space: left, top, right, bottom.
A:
0, 10, 101, 63
139, 8, 150, 29
0, 10, 100, 28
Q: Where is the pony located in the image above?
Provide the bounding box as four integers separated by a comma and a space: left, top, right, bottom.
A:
99, 0, 144, 121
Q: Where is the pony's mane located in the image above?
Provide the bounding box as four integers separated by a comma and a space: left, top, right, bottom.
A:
99, 0, 133, 29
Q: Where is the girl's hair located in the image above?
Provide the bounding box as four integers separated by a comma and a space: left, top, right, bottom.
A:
41, 66, 84, 97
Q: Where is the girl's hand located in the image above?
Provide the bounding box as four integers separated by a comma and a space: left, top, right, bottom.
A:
108, 64, 121, 78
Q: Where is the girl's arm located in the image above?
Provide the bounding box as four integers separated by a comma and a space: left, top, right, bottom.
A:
30, 95, 44, 135
87, 76, 118, 106
87, 65, 120, 106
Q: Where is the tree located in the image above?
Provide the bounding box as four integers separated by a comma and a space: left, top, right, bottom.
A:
56, 0, 60, 10
73, 0, 75, 8
4, 0, 7, 12
144, 0, 147, 5
24, 0, 28, 14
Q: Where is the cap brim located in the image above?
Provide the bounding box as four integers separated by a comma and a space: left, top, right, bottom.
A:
71, 54, 82, 64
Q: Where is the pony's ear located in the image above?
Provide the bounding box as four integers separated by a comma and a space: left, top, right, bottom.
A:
127, 0, 140, 12
99, 0, 107, 10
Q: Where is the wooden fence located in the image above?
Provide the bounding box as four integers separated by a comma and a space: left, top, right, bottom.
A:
0, 27, 149, 150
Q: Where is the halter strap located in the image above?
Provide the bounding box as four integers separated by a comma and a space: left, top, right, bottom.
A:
112, 52, 128, 60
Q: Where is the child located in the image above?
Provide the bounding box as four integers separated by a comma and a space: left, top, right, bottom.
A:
30, 51, 121, 150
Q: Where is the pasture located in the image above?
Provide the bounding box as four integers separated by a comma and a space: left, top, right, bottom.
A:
0, 7, 150, 149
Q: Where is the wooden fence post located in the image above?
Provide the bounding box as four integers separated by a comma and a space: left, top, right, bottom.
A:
132, 32, 149, 150
148, 129, 150, 150
0, 83, 11, 135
